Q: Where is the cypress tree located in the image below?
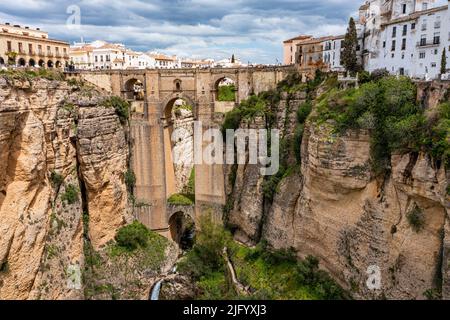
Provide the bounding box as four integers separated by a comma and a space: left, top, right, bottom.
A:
342, 17, 358, 74
441, 48, 447, 75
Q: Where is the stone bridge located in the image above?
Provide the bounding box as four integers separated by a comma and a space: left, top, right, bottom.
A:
66, 66, 293, 241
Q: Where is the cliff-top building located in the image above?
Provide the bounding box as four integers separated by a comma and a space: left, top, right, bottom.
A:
283, 0, 449, 80
0, 22, 69, 68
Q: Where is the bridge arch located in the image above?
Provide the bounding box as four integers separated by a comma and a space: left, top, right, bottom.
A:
168, 207, 195, 249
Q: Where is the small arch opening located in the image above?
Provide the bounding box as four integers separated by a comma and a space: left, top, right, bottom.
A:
18, 58, 26, 67
174, 79, 182, 92
0, 57, 5, 65
215, 77, 236, 101
124, 78, 144, 100
38, 59, 45, 68
47, 60, 54, 68
29, 59, 36, 67
169, 212, 195, 250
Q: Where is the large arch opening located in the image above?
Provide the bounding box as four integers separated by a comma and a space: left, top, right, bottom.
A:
55, 60, 62, 68
38, 59, 45, 68
215, 77, 236, 102
163, 97, 195, 200
47, 60, 54, 68
169, 211, 195, 250
124, 78, 144, 101
18, 58, 26, 67
29, 59, 36, 67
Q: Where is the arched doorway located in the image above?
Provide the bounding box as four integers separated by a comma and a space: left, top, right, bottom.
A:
18, 58, 26, 67
29, 59, 36, 67
0, 57, 4, 65
163, 97, 195, 198
124, 78, 144, 100
47, 60, 54, 68
38, 59, 45, 68
55, 60, 62, 68
169, 211, 195, 250
215, 77, 236, 102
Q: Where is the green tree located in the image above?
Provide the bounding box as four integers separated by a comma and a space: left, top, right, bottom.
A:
342, 17, 358, 74
441, 48, 447, 75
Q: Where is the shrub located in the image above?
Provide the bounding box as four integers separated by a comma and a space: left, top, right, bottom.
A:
115, 221, 151, 251
222, 108, 242, 132
124, 170, 136, 193
297, 101, 312, 124
370, 69, 390, 82
218, 85, 236, 102
407, 206, 426, 232
178, 214, 233, 280
168, 193, 195, 206
102, 96, 130, 124
50, 171, 64, 189
61, 184, 79, 205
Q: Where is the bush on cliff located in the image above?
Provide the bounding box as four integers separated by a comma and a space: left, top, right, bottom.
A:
61, 184, 79, 205
102, 96, 130, 124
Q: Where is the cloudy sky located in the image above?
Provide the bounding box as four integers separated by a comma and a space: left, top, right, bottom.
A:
0, 0, 446, 64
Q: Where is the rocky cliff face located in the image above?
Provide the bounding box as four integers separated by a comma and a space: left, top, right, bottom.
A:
226, 82, 449, 300
0, 76, 131, 299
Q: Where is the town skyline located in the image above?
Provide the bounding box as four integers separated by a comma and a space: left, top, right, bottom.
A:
0, 0, 396, 64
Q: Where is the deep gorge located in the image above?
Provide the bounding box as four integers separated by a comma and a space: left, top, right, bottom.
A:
0, 70, 449, 300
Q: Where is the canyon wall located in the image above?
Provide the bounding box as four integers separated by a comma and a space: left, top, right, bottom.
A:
0, 77, 132, 299
227, 81, 450, 300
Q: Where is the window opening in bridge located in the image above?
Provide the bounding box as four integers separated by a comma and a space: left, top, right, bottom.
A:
216, 77, 236, 101
124, 79, 145, 101
174, 79, 182, 92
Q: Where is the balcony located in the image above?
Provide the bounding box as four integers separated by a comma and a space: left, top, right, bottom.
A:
417, 39, 440, 47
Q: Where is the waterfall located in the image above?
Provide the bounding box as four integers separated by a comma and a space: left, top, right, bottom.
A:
150, 280, 163, 301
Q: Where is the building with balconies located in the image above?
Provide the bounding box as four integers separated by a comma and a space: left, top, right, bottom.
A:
0, 22, 69, 68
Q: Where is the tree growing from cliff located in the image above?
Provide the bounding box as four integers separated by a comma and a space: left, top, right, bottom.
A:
441, 48, 447, 75
342, 17, 358, 75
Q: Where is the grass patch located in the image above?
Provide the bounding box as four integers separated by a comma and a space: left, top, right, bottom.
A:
168, 193, 195, 206
50, 171, 64, 189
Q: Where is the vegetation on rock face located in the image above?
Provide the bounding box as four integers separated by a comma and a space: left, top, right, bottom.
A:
313, 75, 450, 174
407, 206, 426, 232
441, 48, 447, 75
50, 171, 64, 190
61, 184, 79, 205
168, 193, 195, 206
84, 221, 169, 300
124, 170, 136, 194
178, 216, 346, 300
0, 69, 65, 81
102, 96, 130, 124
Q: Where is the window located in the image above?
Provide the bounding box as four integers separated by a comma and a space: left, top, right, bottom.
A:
7, 41, 12, 51
403, 25, 407, 36
434, 21, 441, 29
420, 36, 427, 46
402, 4, 407, 14
431, 62, 436, 68
28, 44, 32, 53
392, 27, 397, 37
419, 52, 425, 59
47, 46, 50, 52
18, 42, 23, 53
399, 68, 405, 75
391, 40, 396, 51
433, 32, 440, 45
401, 38, 406, 50
422, 3, 428, 11
411, 23, 416, 30
95, 56, 98, 62
383, 41, 386, 48
421, 22, 427, 31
